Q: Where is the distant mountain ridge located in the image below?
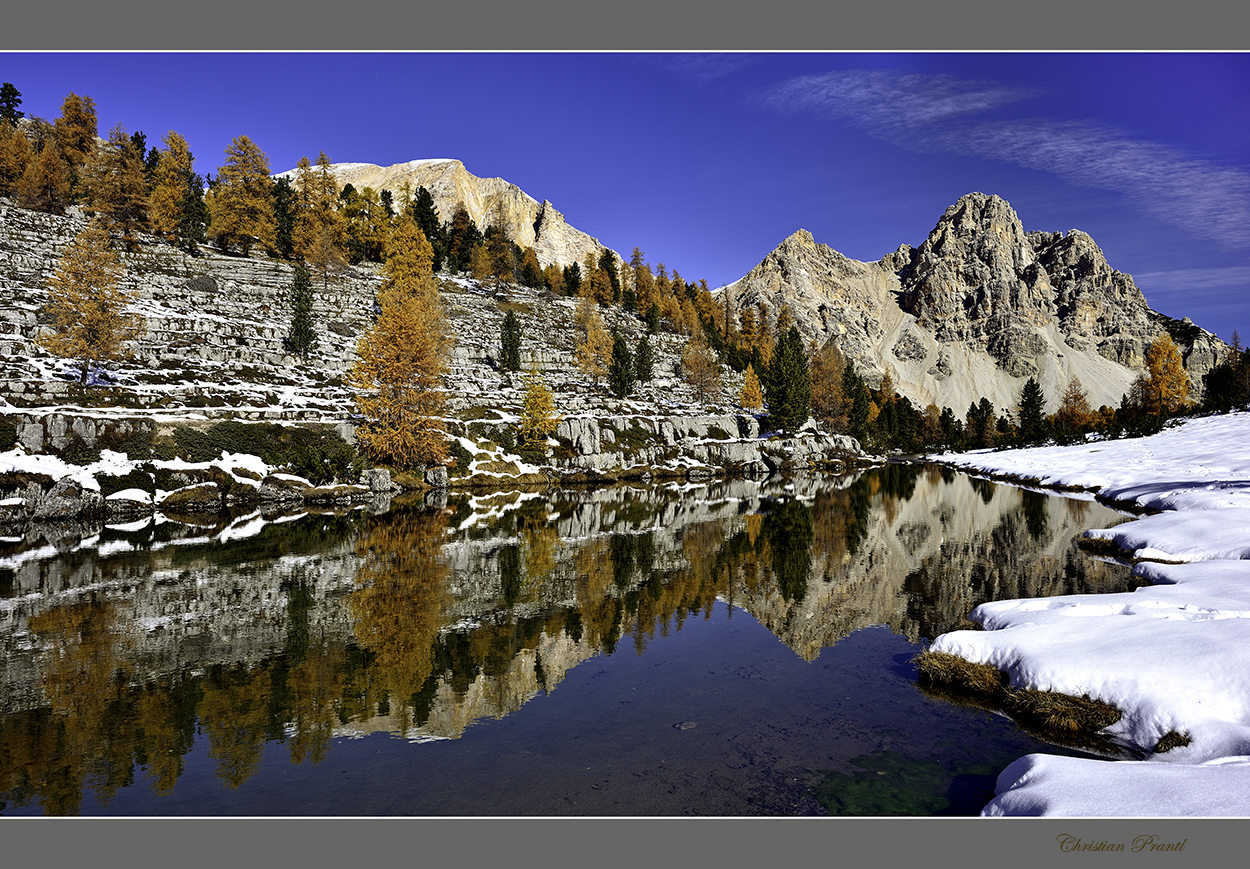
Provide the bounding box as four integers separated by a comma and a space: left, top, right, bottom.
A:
278, 158, 613, 271
721, 192, 1224, 414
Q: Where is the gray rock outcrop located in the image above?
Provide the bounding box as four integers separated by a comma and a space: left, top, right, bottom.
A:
723, 193, 1226, 414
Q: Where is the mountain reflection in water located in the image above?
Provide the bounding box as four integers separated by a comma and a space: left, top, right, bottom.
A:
0, 466, 1134, 815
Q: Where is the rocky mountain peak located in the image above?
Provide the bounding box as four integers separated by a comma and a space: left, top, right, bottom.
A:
286, 159, 612, 271
724, 192, 1225, 415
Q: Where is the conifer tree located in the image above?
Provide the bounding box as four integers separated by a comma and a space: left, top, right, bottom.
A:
17, 138, 70, 214
409, 186, 443, 264
1017, 376, 1047, 444
209, 135, 275, 255
634, 334, 654, 384
608, 331, 634, 398
82, 123, 148, 244
574, 302, 612, 386
271, 175, 298, 258
293, 152, 347, 293
518, 365, 561, 446
0, 118, 31, 197
681, 331, 722, 403
809, 340, 847, 432
500, 308, 522, 372
764, 326, 811, 431
53, 92, 97, 197
287, 263, 317, 360
148, 131, 206, 252
37, 219, 143, 385
1053, 377, 1094, 443
1143, 334, 1190, 416
0, 82, 22, 126
349, 213, 451, 468
739, 363, 763, 410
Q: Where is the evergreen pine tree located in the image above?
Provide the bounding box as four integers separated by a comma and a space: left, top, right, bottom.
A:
287, 263, 317, 359
634, 335, 654, 384
608, 332, 634, 398
764, 326, 811, 431
1017, 377, 1047, 444
500, 308, 522, 372
0, 82, 22, 126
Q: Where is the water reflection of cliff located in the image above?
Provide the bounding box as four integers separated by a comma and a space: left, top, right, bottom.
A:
0, 468, 1133, 813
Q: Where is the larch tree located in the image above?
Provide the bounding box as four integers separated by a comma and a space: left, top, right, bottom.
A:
0, 118, 32, 197
518, 366, 561, 446
17, 138, 70, 214
293, 152, 347, 294
349, 213, 452, 469
37, 219, 143, 385
82, 123, 149, 245
1143, 333, 1190, 416
52, 92, 97, 196
739, 363, 763, 410
681, 331, 722, 403
1053, 377, 1094, 443
148, 131, 207, 252
809, 340, 847, 432
209, 135, 276, 255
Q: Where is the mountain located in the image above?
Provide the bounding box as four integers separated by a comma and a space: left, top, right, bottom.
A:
721, 193, 1225, 414
278, 159, 612, 271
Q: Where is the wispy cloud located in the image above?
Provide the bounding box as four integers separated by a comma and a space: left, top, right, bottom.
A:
666, 53, 757, 85
1131, 266, 1250, 301
763, 69, 1250, 251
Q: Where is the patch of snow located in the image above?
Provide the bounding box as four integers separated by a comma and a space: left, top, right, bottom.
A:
937, 412, 1250, 816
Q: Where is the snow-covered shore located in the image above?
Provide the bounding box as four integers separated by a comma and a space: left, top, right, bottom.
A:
932, 412, 1250, 816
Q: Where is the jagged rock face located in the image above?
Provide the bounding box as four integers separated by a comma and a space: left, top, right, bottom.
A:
294, 160, 613, 270
724, 192, 1225, 413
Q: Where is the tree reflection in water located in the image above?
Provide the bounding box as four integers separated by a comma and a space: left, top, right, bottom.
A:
0, 469, 1137, 814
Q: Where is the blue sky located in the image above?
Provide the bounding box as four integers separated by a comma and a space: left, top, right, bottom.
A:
3, 52, 1247, 340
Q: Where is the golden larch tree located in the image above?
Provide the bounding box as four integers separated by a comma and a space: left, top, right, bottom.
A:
518, 365, 562, 445
809, 340, 847, 432
739, 363, 763, 410
0, 119, 32, 197
681, 331, 722, 403
573, 293, 612, 385
209, 134, 275, 254
349, 213, 452, 468
293, 152, 347, 293
1143, 334, 1190, 416
82, 123, 149, 244
38, 219, 143, 385
148, 131, 195, 240
1053, 377, 1094, 438
17, 138, 70, 214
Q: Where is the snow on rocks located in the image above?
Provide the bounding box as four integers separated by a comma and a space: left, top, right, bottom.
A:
935, 412, 1250, 816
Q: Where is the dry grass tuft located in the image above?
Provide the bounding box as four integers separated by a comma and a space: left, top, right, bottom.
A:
1153, 730, 1192, 753
915, 650, 1006, 697
1003, 688, 1122, 734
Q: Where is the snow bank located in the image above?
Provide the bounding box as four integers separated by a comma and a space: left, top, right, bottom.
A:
936, 413, 1250, 816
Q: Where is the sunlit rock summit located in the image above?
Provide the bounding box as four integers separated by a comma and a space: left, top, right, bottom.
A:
722, 192, 1224, 413
282, 158, 612, 270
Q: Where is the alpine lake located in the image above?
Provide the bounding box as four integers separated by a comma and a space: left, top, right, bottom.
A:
0, 464, 1138, 816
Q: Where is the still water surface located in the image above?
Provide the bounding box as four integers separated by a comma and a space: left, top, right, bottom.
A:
0, 465, 1135, 815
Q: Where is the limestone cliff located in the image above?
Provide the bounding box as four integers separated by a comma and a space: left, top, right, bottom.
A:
283, 159, 613, 270
723, 193, 1225, 413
